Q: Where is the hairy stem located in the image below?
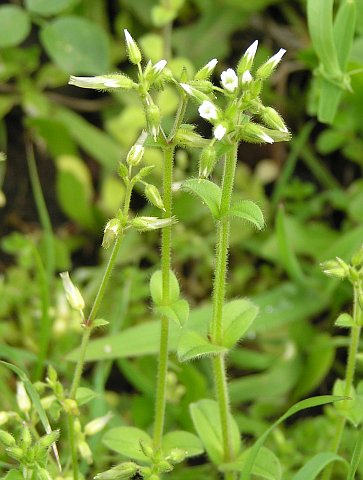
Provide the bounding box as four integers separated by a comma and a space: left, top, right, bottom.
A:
322, 284, 362, 480
210, 144, 238, 477
153, 145, 174, 450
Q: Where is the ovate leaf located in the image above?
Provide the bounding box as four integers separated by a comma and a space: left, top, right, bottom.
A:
335, 312, 355, 328
183, 178, 221, 219
162, 430, 204, 458
25, 0, 79, 16
227, 200, 264, 230
102, 427, 152, 463
178, 330, 227, 362
190, 399, 241, 466
157, 299, 189, 326
222, 299, 258, 349
0, 6, 30, 47
150, 269, 180, 306
40, 16, 110, 74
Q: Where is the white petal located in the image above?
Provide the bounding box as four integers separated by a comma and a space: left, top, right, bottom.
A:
241, 70, 252, 84
267, 48, 286, 67
180, 83, 194, 95
153, 59, 167, 73
244, 40, 258, 62
259, 133, 274, 144
214, 124, 227, 140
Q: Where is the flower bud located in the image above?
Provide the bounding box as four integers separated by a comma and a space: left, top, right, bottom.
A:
352, 245, 363, 267
157, 460, 173, 473
0, 430, 16, 447
94, 462, 139, 479
144, 184, 165, 211
179, 83, 210, 102
131, 216, 176, 232
145, 59, 168, 84
126, 144, 145, 167
320, 257, 349, 279
220, 68, 238, 92
20, 426, 32, 448
139, 440, 154, 459
6, 446, 24, 461
199, 144, 217, 178
145, 103, 161, 140
102, 218, 122, 249
195, 58, 218, 80
47, 365, 58, 384
38, 430, 60, 449
85, 412, 113, 436
78, 440, 93, 464
62, 399, 79, 416
238, 123, 274, 144
69, 74, 135, 90
256, 48, 286, 80
237, 40, 258, 75
241, 70, 253, 85
16, 382, 31, 414
59, 272, 85, 312
124, 29, 142, 65
260, 106, 288, 133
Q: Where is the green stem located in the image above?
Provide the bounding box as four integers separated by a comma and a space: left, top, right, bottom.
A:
210, 144, 238, 477
323, 285, 362, 480
153, 145, 174, 451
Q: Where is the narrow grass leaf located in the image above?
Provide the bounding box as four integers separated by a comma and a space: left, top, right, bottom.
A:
183, 178, 221, 219
292, 452, 348, 480
333, 0, 356, 70
221, 446, 281, 480
348, 421, 363, 480
240, 395, 346, 480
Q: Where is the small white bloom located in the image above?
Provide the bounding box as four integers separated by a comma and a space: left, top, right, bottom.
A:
205, 58, 218, 72
124, 29, 135, 49
266, 48, 286, 68
16, 382, 31, 413
126, 144, 144, 166
259, 133, 274, 144
241, 70, 253, 84
244, 40, 258, 63
124, 29, 142, 64
60, 272, 85, 312
214, 124, 227, 140
221, 68, 238, 92
180, 83, 194, 95
198, 100, 218, 120
152, 59, 167, 74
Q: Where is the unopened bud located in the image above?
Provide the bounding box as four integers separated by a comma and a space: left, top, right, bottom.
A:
102, 218, 121, 249
78, 440, 93, 464
94, 462, 139, 479
195, 58, 218, 80
146, 103, 161, 140
239, 122, 274, 144
38, 430, 60, 449
118, 163, 129, 181
145, 59, 168, 84
144, 184, 165, 211
131, 216, 176, 232
0, 430, 16, 447
6, 446, 24, 461
157, 460, 173, 473
179, 83, 210, 102
85, 412, 113, 436
20, 426, 32, 448
237, 40, 258, 75
62, 399, 79, 416
126, 144, 145, 167
241, 70, 253, 85
256, 48, 286, 79
69, 74, 135, 90
16, 382, 31, 413
260, 106, 288, 133
59, 272, 85, 312
47, 365, 58, 384
320, 257, 349, 279
199, 144, 217, 178
124, 29, 142, 65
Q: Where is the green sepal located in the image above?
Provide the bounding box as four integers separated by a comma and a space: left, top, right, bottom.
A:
177, 330, 227, 362
150, 270, 180, 306
222, 299, 258, 349
183, 178, 221, 219
225, 200, 264, 230
156, 299, 189, 326
91, 318, 109, 330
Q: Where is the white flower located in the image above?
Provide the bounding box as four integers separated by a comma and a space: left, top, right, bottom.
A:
214, 124, 227, 140
60, 272, 85, 312
198, 100, 218, 120
205, 58, 218, 71
241, 70, 253, 84
126, 144, 145, 166
259, 133, 274, 144
244, 40, 258, 63
152, 59, 167, 74
221, 68, 238, 92
265, 48, 286, 68
16, 382, 31, 413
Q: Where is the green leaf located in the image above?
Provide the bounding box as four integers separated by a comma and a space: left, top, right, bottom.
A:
157, 299, 190, 326
102, 426, 152, 463
333, 380, 363, 426
240, 395, 346, 480
1, 471, 23, 480
222, 299, 258, 349
25, 0, 79, 16
0, 6, 30, 48
162, 430, 204, 458
222, 447, 281, 480
178, 330, 227, 362
183, 178, 221, 219
333, 0, 356, 71
348, 421, 363, 480
292, 452, 348, 480
335, 312, 355, 328
0, 361, 61, 470
56, 155, 97, 230
276, 206, 306, 285
190, 399, 241, 466
226, 200, 264, 230
76, 387, 99, 406
150, 269, 180, 306
40, 16, 110, 74
66, 320, 182, 362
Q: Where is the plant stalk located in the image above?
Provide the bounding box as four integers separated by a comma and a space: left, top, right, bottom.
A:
322, 284, 362, 480
153, 145, 174, 451
210, 143, 238, 478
